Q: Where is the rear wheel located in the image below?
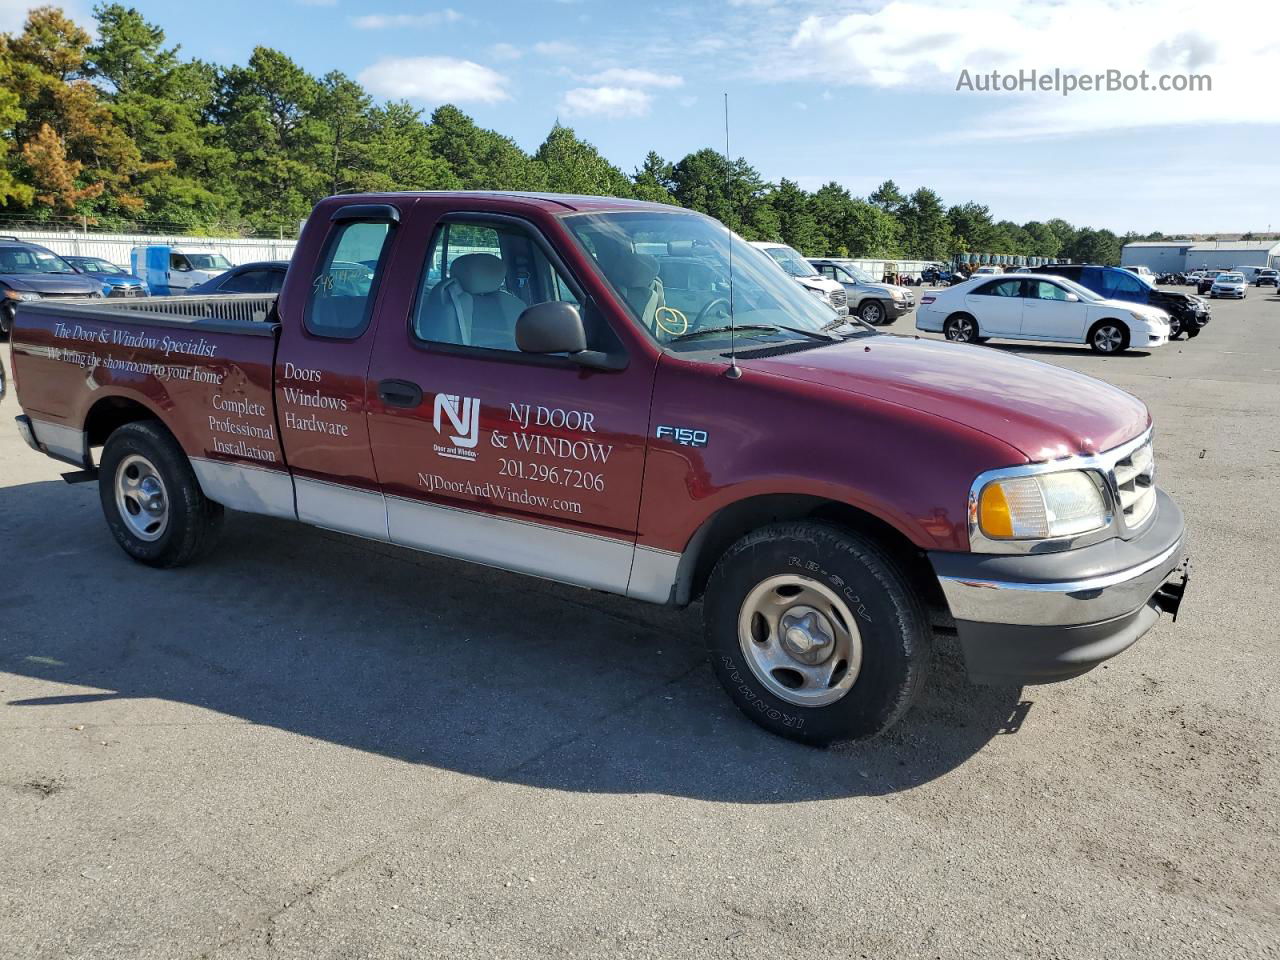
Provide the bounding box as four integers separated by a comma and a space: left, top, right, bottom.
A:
943, 313, 980, 343
704, 522, 932, 746
0, 303, 14, 340
99, 421, 223, 567
1088, 320, 1130, 354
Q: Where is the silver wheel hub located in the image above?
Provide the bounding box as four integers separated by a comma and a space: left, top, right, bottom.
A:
738, 575, 863, 708
114, 453, 169, 542
1095, 327, 1121, 351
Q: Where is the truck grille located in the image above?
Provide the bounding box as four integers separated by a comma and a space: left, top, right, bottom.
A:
108, 285, 145, 298
829, 289, 847, 309
1108, 437, 1156, 532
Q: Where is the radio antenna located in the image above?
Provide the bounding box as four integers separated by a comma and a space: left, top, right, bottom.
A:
724, 91, 741, 380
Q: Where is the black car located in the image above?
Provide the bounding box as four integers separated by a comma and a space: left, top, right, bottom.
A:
1030, 263, 1209, 339
185, 260, 289, 295
0, 237, 104, 339
1254, 269, 1278, 288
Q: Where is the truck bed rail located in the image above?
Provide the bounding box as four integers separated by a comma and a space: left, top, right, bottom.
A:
18, 294, 279, 337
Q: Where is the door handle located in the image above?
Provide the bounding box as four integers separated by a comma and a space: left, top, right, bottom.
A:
377, 379, 423, 408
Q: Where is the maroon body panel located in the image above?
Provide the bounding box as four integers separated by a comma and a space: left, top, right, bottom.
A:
10, 190, 1156, 573
12, 310, 282, 471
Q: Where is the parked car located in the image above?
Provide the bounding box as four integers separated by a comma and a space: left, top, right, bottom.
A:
971, 265, 1001, 276
1231, 265, 1268, 283
131, 244, 233, 295
63, 255, 149, 298
185, 260, 289, 295
921, 266, 951, 284
1197, 270, 1224, 295
749, 242, 848, 316
10, 192, 1190, 746
1029, 263, 1208, 340
917, 273, 1170, 353
1121, 265, 1157, 286
1209, 272, 1247, 299
1254, 268, 1278, 288
810, 258, 914, 325
0, 237, 103, 339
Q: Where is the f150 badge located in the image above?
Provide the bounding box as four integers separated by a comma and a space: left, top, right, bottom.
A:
656, 425, 708, 447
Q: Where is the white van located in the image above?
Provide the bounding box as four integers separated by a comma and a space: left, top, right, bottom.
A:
749, 242, 849, 317
131, 245, 233, 295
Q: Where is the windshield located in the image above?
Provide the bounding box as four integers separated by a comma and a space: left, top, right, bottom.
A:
184, 253, 232, 271
761, 245, 819, 279
1218, 274, 1243, 282
0, 247, 76, 275
71, 257, 125, 274
564, 211, 849, 349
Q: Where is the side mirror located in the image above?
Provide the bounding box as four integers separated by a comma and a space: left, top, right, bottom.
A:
1065, 293, 1079, 302
516, 301, 587, 354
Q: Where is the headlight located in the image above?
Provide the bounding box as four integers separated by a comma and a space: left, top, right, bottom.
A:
2, 289, 41, 302
977, 470, 1108, 540
1130, 310, 1164, 326
805, 287, 826, 299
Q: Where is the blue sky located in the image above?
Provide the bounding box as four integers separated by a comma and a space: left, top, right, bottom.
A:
6, 0, 1279, 234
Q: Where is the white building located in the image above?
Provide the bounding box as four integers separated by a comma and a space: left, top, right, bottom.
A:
1122, 238, 1280, 274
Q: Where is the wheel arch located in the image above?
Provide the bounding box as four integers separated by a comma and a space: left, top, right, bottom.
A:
84, 393, 173, 455
669, 493, 948, 619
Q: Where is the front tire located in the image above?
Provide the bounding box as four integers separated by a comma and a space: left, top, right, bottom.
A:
704, 522, 932, 746
1088, 320, 1130, 354
859, 300, 886, 325
0, 303, 14, 341
99, 421, 223, 567
943, 313, 980, 343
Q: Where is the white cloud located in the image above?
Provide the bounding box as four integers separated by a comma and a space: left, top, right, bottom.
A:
585, 67, 683, 88
357, 57, 510, 104
489, 42, 522, 61
678, 95, 699, 108
533, 40, 578, 57
560, 86, 652, 118
774, 0, 1280, 137
352, 8, 462, 29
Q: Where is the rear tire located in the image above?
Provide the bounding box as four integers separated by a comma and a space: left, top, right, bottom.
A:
98, 421, 223, 567
943, 313, 980, 343
704, 522, 932, 746
1088, 320, 1130, 354
0, 304, 13, 341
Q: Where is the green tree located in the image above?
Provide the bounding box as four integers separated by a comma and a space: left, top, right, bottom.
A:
670, 148, 771, 237
356, 101, 458, 192
1065, 227, 1121, 265
768, 177, 822, 252
900, 187, 951, 259
534, 123, 632, 197
632, 150, 674, 203
947, 202, 997, 253
430, 104, 544, 191
868, 179, 906, 217
315, 70, 373, 196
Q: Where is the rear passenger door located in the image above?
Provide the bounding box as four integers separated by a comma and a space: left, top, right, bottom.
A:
365, 209, 657, 596
964, 278, 1026, 335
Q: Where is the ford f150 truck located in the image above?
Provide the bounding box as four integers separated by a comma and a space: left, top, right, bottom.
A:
9, 192, 1190, 746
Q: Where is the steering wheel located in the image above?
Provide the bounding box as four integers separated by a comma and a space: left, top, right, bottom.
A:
693, 297, 731, 329
654, 305, 689, 337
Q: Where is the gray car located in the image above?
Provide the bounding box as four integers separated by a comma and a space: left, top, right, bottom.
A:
809, 258, 916, 325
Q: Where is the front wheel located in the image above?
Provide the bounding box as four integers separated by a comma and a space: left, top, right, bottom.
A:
99, 421, 224, 567
943, 314, 980, 343
704, 522, 932, 746
1088, 320, 1130, 354
0, 303, 14, 341
859, 300, 886, 325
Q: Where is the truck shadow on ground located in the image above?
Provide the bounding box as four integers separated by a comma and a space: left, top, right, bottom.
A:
0, 479, 1027, 803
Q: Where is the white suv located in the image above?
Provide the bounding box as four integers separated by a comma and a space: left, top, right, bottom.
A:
749, 242, 848, 316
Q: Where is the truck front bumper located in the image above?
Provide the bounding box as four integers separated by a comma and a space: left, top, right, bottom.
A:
929, 490, 1188, 684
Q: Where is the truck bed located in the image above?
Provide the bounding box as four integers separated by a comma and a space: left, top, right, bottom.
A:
11, 294, 285, 474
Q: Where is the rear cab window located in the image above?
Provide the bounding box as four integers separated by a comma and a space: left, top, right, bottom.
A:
305, 220, 394, 339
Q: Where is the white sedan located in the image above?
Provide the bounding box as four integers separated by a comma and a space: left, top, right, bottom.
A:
916, 273, 1171, 354
1209, 272, 1247, 299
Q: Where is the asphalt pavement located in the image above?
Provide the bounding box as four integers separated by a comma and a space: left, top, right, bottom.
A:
1, 286, 1277, 959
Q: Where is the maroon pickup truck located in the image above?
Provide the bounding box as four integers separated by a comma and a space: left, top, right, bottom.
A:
8, 192, 1190, 745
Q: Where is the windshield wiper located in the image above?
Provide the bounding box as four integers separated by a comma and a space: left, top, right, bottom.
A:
822, 316, 876, 336
669, 323, 837, 345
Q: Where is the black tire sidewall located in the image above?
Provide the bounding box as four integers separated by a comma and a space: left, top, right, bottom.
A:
1090, 321, 1129, 354
945, 314, 978, 343
98, 422, 220, 567
704, 523, 930, 746
860, 301, 885, 325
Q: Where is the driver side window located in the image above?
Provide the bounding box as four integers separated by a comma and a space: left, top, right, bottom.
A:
412, 219, 583, 354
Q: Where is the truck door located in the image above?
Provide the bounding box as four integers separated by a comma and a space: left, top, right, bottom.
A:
273, 202, 405, 540
964, 277, 1025, 335
365, 209, 656, 596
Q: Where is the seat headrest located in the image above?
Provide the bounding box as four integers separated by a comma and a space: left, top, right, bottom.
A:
451, 253, 506, 295
609, 252, 659, 289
